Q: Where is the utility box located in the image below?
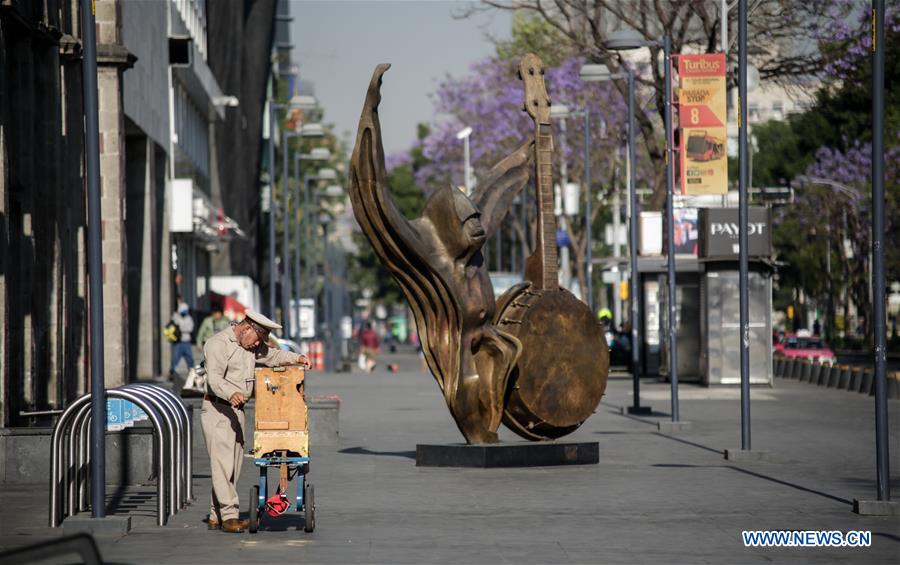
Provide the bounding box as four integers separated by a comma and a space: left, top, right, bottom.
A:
252, 367, 309, 457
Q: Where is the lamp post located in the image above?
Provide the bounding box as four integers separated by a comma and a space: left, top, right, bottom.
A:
303, 167, 338, 303
549, 105, 574, 292
581, 63, 651, 415
456, 126, 473, 195
549, 105, 593, 304
281, 126, 324, 338
318, 212, 333, 371
266, 94, 317, 319
80, 0, 108, 517
292, 147, 331, 339
605, 29, 680, 424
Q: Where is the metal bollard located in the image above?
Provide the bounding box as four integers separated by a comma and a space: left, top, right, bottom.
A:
783, 358, 795, 379
825, 365, 841, 387
800, 360, 812, 382
806, 362, 828, 383
774, 357, 784, 378
837, 366, 853, 389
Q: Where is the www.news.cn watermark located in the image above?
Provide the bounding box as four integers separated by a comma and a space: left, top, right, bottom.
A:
742, 530, 872, 547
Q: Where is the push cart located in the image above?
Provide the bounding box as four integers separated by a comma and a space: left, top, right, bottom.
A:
249, 366, 316, 533
249, 453, 314, 533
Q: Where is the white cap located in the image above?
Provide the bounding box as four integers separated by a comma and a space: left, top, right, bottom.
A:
244, 309, 282, 331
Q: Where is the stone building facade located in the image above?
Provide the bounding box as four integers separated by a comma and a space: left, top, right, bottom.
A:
0, 0, 276, 429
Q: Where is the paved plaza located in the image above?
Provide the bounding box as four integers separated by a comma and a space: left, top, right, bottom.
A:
1, 348, 898, 564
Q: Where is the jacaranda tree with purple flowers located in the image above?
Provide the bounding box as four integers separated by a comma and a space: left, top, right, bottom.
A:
760, 6, 900, 343
412, 51, 650, 299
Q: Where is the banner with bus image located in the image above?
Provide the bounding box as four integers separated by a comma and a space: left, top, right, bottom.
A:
678, 54, 728, 195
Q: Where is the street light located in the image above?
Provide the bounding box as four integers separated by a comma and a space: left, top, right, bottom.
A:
581, 62, 651, 415
266, 94, 319, 319
303, 167, 338, 304
549, 105, 574, 291
318, 212, 334, 372
456, 126, 473, 195
604, 28, 681, 424
292, 148, 332, 340
281, 123, 325, 338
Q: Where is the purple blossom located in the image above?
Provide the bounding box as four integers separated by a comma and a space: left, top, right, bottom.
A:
413, 54, 650, 197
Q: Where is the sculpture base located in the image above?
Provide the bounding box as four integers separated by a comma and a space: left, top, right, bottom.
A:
415, 441, 599, 468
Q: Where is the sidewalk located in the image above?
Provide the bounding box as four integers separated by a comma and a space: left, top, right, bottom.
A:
1, 348, 898, 564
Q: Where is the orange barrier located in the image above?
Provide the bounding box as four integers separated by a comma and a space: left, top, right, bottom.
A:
307, 341, 324, 371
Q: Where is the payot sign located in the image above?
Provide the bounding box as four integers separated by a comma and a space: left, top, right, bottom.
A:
678, 54, 728, 195
699, 207, 772, 258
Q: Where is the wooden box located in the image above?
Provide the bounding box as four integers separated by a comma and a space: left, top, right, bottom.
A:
252, 366, 309, 457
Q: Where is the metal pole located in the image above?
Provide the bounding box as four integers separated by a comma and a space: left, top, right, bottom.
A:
463, 135, 471, 195
558, 116, 571, 291
281, 130, 291, 337
322, 222, 330, 368
304, 175, 312, 299
627, 69, 647, 413
312, 190, 320, 295
738, 0, 751, 450
663, 36, 680, 422
721, 0, 728, 54
267, 104, 277, 318
293, 153, 302, 340
872, 0, 890, 502
584, 108, 593, 312
81, 0, 107, 518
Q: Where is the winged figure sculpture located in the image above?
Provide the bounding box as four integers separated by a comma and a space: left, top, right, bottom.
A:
348, 64, 534, 443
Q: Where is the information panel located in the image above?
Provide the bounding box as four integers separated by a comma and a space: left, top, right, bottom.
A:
678, 54, 727, 195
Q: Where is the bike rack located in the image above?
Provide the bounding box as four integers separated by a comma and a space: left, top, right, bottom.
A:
124, 384, 194, 507
49, 385, 193, 527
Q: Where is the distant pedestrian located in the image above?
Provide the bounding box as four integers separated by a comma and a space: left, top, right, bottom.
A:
169, 299, 195, 378
197, 306, 231, 348
813, 318, 821, 336
359, 322, 380, 372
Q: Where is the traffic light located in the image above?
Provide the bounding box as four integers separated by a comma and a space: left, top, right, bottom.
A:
619, 280, 629, 301
787, 305, 794, 319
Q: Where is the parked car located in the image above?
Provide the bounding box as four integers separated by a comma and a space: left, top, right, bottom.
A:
776, 330, 836, 364
272, 336, 305, 355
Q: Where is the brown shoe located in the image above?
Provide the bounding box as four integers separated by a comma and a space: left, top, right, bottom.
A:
206, 516, 221, 530
221, 518, 249, 533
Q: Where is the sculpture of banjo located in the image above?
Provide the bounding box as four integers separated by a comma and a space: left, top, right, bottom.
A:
348, 55, 608, 445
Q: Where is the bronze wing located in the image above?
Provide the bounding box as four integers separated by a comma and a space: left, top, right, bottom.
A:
348, 64, 461, 402
469, 140, 534, 241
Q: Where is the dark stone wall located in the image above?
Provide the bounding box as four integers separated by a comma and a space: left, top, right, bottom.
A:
206, 0, 277, 279
0, 1, 88, 426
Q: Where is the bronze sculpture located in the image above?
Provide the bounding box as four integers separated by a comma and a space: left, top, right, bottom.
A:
348, 64, 533, 444
348, 56, 608, 445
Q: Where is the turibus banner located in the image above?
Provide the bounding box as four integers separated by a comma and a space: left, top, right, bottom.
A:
678, 53, 727, 195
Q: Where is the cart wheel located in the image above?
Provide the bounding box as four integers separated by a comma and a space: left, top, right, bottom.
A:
303, 482, 315, 532
249, 485, 259, 534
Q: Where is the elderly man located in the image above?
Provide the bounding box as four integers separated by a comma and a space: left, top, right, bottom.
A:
202, 310, 309, 533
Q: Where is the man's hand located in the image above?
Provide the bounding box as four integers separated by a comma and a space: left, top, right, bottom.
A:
229, 392, 247, 408
294, 354, 311, 370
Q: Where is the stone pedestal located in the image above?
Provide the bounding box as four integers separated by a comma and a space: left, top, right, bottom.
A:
415, 441, 599, 468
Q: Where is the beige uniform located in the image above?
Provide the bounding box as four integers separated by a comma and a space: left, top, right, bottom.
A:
201, 328, 298, 522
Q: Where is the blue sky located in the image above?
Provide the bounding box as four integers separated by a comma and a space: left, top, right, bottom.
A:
291, 0, 511, 155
